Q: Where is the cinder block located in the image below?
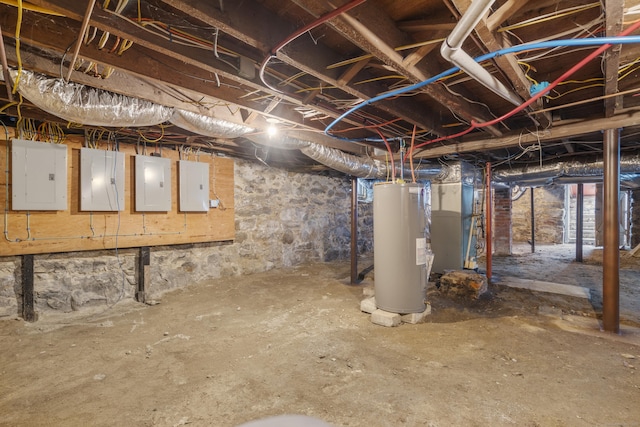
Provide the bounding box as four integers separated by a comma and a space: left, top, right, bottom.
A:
401, 303, 432, 324
371, 309, 401, 327
362, 285, 375, 297
360, 297, 377, 314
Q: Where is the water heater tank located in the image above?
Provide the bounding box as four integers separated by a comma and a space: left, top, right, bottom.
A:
373, 182, 428, 313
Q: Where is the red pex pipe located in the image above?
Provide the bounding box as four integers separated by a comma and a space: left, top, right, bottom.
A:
409, 18, 640, 155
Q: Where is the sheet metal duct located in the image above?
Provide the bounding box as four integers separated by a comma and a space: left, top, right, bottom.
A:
10, 70, 173, 127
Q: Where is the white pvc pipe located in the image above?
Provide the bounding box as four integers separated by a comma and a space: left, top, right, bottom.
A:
441, 0, 522, 106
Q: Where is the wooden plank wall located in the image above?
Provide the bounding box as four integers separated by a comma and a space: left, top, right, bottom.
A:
0, 131, 235, 256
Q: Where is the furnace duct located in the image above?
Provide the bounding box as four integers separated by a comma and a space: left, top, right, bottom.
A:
493, 153, 640, 188
170, 109, 254, 138
251, 137, 445, 180
10, 70, 173, 126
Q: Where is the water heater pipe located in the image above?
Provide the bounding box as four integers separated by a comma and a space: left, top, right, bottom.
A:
440, 0, 521, 106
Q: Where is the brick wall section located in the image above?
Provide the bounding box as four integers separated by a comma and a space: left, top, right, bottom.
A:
632, 189, 640, 247
493, 187, 512, 255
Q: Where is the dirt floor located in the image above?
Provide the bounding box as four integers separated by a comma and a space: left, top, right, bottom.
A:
1, 245, 639, 427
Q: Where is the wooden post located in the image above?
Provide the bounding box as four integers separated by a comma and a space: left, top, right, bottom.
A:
21, 254, 37, 322
137, 247, 150, 303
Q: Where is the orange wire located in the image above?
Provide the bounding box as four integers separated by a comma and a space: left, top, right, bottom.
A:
374, 127, 395, 182
409, 124, 417, 183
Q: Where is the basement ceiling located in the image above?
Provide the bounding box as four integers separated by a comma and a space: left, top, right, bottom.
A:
1, 0, 640, 172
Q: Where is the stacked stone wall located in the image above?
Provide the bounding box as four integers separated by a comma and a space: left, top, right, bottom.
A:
0, 160, 374, 317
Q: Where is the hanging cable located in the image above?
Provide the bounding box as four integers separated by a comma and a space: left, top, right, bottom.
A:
325, 33, 640, 145
259, 0, 367, 93
409, 20, 640, 156
409, 125, 417, 183
374, 127, 395, 182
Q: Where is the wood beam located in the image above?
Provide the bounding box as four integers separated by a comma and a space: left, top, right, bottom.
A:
486, 0, 530, 32
0, 8, 369, 153
448, 0, 551, 129
290, 0, 503, 136
604, 0, 624, 117
414, 106, 640, 158
153, 0, 447, 136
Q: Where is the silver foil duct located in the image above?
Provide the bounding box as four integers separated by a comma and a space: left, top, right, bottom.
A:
261, 138, 446, 180
493, 153, 640, 188
11, 70, 173, 126
171, 109, 254, 138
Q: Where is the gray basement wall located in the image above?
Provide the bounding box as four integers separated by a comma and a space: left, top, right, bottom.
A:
0, 160, 374, 318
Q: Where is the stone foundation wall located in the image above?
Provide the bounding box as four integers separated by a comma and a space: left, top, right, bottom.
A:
0, 160, 374, 318
512, 185, 565, 244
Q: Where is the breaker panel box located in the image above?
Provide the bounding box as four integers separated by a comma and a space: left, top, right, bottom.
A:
135, 154, 172, 212
178, 160, 209, 212
80, 148, 125, 211
12, 139, 68, 211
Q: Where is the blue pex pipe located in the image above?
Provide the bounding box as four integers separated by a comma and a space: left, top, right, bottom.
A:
324, 35, 640, 141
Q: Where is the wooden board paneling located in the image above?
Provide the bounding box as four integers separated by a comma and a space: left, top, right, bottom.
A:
0, 134, 234, 256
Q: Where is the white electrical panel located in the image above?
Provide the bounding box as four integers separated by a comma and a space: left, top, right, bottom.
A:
80, 148, 125, 211
179, 160, 209, 212
135, 155, 172, 211
11, 139, 68, 211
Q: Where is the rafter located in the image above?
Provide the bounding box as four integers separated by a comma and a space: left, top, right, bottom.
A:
290, 0, 504, 137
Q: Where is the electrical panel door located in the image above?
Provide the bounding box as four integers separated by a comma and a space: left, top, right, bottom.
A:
179, 160, 209, 212
11, 139, 68, 211
80, 148, 125, 211
135, 155, 172, 211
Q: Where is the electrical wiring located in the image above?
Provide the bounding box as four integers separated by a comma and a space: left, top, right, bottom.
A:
259, 0, 367, 93
374, 127, 395, 181
11, 0, 22, 94
325, 34, 640, 146
409, 24, 640, 157
409, 125, 417, 183
497, 2, 601, 33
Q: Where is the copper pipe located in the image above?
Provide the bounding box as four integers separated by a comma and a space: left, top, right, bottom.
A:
0, 24, 13, 101
485, 162, 492, 280
350, 177, 358, 284
530, 187, 535, 253
576, 184, 584, 262
603, 128, 620, 333
65, 0, 97, 83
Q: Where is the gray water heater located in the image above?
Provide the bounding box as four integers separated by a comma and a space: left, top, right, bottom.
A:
373, 182, 428, 313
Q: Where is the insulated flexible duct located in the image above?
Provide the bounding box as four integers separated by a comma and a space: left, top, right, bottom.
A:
10, 70, 173, 127
493, 153, 640, 188
170, 109, 254, 138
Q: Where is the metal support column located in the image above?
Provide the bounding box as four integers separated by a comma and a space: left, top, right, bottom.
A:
603, 128, 620, 333
576, 184, 584, 262
137, 247, 150, 303
530, 187, 535, 253
350, 177, 359, 284
485, 163, 492, 281
21, 254, 37, 322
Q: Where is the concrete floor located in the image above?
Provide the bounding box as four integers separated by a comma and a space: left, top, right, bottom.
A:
1, 249, 639, 426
